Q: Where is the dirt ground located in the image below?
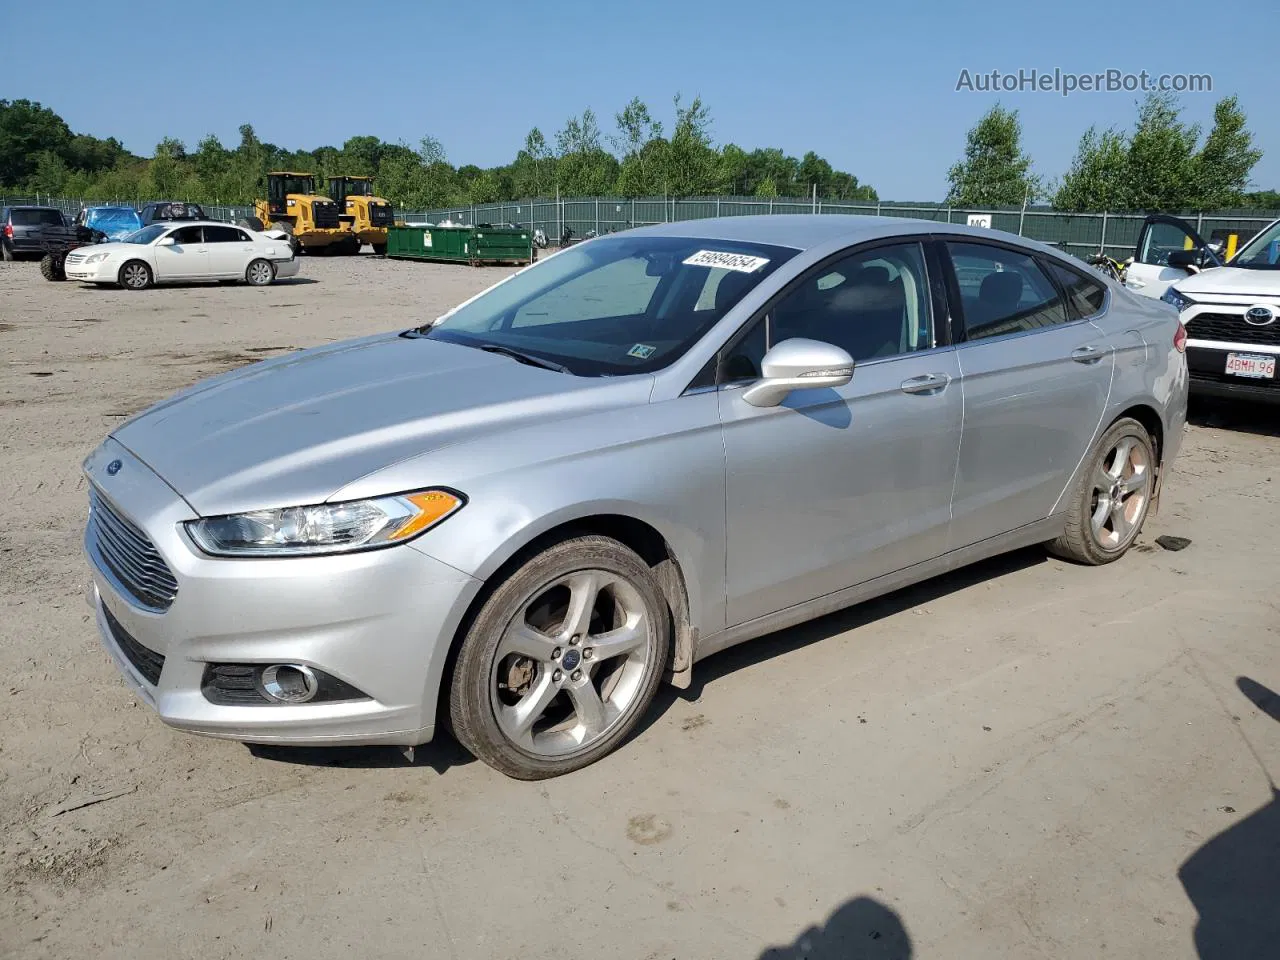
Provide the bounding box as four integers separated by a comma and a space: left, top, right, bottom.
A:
1, 254, 1277, 960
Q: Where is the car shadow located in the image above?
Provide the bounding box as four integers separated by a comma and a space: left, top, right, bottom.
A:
757, 895, 912, 959
78, 277, 320, 291
1188, 396, 1280, 439
247, 730, 476, 774
1178, 676, 1280, 959
635, 546, 1049, 739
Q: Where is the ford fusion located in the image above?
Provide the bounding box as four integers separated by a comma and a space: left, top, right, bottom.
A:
83, 216, 1188, 779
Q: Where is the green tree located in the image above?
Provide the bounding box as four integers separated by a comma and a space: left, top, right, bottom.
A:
1192, 95, 1262, 210
1124, 91, 1199, 210
946, 104, 1039, 206
1053, 128, 1130, 211
659, 94, 718, 196
612, 97, 663, 196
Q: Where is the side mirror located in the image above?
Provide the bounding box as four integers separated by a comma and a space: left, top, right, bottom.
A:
156, 236, 176, 246
1207, 241, 1224, 256
1167, 248, 1200, 270
742, 338, 854, 408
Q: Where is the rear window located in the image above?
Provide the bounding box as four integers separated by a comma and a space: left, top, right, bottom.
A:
12, 208, 64, 226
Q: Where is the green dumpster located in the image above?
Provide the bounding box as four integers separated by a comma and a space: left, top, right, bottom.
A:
385, 224, 533, 265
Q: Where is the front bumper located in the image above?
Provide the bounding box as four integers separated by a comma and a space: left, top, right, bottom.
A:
83, 439, 482, 746
66, 260, 118, 283
1187, 344, 1280, 403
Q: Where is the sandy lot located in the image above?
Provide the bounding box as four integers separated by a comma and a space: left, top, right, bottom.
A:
1, 254, 1277, 960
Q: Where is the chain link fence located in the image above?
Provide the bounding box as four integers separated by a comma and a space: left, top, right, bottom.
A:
6, 194, 1278, 263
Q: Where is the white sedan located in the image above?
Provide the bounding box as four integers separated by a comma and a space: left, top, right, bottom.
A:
64, 221, 299, 290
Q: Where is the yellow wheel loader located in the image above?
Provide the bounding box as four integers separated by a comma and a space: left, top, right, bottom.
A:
328, 176, 396, 255
239, 172, 348, 255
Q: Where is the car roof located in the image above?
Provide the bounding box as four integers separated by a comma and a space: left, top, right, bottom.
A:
7, 204, 61, 211
627, 214, 1069, 259
146, 220, 244, 229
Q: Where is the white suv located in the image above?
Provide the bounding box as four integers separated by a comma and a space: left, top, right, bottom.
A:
1124, 215, 1280, 402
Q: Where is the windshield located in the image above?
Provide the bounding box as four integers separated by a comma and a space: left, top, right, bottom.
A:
123, 224, 168, 244
343, 179, 373, 196
280, 176, 314, 196
423, 235, 797, 376
1232, 219, 1280, 270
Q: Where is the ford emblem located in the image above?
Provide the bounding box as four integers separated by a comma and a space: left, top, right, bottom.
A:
1245, 305, 1275, 326
105, 459, 122, 476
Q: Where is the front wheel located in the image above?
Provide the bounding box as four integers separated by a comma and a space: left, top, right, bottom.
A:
1049, 417, 1156, 565
245, 258, 275, 286
449, 535, 670, 779
372, 243, 387, 256
40, 254, 64, 281
118, 260, 152, 290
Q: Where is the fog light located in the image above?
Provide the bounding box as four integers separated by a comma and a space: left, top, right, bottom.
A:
258, 664, 319, 703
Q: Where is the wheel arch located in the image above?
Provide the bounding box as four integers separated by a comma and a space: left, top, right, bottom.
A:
433, 511, 697, 733
1111, 402, 1168, 513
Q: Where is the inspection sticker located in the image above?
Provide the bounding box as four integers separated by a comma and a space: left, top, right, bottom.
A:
626, 343, 657, 359
682, 250, 770, 273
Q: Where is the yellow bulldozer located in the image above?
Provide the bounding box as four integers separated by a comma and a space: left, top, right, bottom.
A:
328, 176, 395, 255
240, 171, 354, 255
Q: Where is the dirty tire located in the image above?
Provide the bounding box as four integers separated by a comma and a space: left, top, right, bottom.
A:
40, 254, 64, 281
237, 216, 265, 232
372, 243, 387, 256
245, 258, 275, 286
449, 535, 670, 780
118, 260, 152, 290
1049, 417, 1156, 565
2, 242, 14, 262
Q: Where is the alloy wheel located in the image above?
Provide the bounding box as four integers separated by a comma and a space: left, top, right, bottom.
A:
1089, 435, 1151, 550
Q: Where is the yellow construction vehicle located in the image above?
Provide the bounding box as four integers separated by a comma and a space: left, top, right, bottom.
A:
240, 172, 349, 254
328, 176, 395, 255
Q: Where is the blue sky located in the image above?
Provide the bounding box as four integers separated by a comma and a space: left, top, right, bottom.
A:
5, 0, 1276, 199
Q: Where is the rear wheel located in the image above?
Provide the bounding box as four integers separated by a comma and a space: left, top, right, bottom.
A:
118, 260, 152, 291
245, 258, 275, 286
1049, 417, 1155, 565
1, 242, 14, 262
40, 254, 64, 281
372, 243, 387, 256
237, 216, 265, 233
449, 535, 670, 779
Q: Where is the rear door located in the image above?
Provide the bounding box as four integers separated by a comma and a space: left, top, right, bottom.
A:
152, 225, 209, 281
1126, 215, 1222, 299
942, 239, 1114, 550
204, 225, 255, 278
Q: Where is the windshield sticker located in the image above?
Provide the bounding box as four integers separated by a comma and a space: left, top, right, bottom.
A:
682, 250, 770, 273
626, 343, 657, 360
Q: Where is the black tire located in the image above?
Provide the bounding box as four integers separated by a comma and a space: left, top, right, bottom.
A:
245, 258, 275, 286
237, 216, 265, 233
1, 242, 14, 262
40, 254, 64, 281
449, 535, 670, 779
1048, 417, 1156, 565
118, 260, 152, 291
372, 243, 387, 256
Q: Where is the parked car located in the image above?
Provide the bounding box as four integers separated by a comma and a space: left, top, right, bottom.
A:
138, 201, 208, 225
82, 216, 1187, 779
64, 221, 298, 289
1, 205, 70, 260
1124, 214, 1280, 402
77, 205, 144, 241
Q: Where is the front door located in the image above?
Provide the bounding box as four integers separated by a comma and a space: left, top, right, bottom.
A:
719, 241, 962, 626
152, 225, 209, 281
1126, 215, 1222, 299
941, 240, 1115, 549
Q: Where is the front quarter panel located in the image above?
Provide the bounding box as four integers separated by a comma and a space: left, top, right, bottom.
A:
331, 387, 729, 640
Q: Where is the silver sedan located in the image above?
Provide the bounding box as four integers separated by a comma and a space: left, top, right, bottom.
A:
82, 216, 1188, 779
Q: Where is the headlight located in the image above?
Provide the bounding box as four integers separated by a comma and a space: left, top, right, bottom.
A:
186, 489, 463, 557
84, 252, 111, 264
1161, 286, 1194, 312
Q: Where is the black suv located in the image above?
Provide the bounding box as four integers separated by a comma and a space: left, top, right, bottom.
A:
138, 201, 207, 225
2, 206, 71, 261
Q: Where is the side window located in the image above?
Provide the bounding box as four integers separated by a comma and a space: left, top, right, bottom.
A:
719, 316, 768, 382
1044, 260, 1107, 319
946, 242, 1068, 341
512, 256, 660, 328
1139, 220, 1197, 266
235, 228, 252, 242
169, 226, 203, 245
203, 225, 240, 243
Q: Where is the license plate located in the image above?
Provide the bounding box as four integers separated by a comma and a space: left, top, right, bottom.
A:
1225, 352, 1276, 379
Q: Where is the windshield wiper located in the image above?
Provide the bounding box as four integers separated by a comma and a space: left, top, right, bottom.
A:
476, 343, 572, 374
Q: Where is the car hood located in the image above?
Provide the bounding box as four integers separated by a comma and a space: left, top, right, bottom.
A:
79, 240, 145, 258
111, 333, 652, 516
1175, 266, 1280, 298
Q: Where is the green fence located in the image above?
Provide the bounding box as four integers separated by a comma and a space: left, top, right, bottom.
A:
403, 197, 1280, 263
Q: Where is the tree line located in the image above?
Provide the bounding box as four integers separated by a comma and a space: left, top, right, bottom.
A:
946, 92, 1272, 212
0, 95, 876, 208
2, 91, 1273, 212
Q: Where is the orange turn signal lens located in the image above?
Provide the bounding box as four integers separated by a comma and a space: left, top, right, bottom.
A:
387, 490, 463, 541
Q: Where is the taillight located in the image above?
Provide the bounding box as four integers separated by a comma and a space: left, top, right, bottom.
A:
3, 223, 11, 238
1174, 320, 1187, 354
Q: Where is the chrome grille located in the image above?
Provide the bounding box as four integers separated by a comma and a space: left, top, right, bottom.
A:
1187, 312, 1280, 347
88, 488, 178, 611
65, 252, 86, 265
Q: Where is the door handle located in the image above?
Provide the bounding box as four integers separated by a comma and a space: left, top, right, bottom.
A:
900, 373, 951, 395
1125, 279, 1146, 289
1071, 345, 1105, 364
